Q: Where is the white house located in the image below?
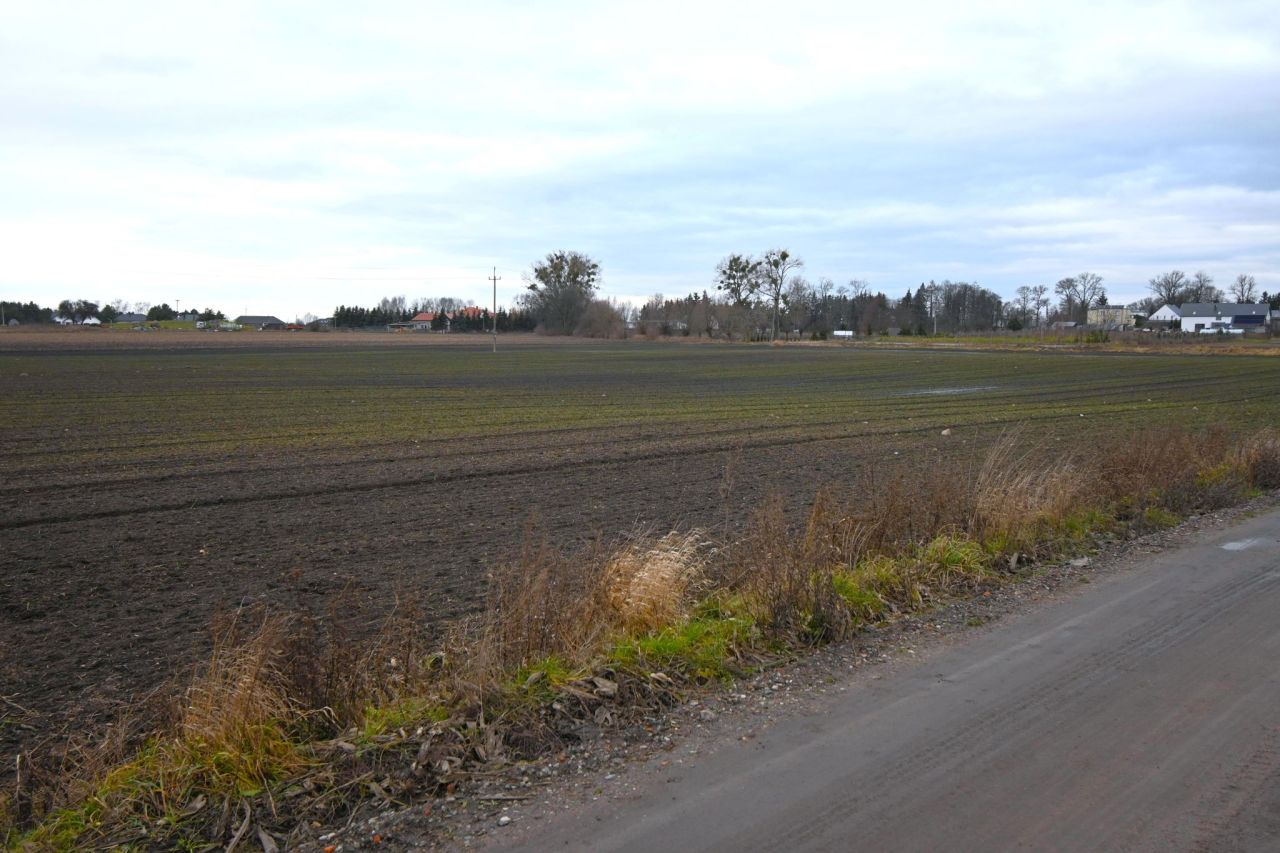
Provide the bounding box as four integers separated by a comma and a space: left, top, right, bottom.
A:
1148, 304, 1181, 326
1179, 303, 1270, 333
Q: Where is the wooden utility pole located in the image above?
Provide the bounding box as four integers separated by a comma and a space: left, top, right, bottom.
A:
489, 266, 501, 352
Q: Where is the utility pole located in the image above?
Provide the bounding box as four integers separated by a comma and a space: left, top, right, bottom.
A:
488, 266, 501, 353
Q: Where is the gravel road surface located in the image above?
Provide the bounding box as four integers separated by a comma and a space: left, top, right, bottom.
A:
499, 507, 1280, 852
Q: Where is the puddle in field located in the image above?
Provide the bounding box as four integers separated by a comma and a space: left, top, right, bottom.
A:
1220, 538, 1262, 551
898, 385, 999, 397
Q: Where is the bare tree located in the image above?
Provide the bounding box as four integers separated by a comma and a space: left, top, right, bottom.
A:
1031, 284, 1050, 326
919, 281, 943, 333
1077, 272, 1106, 309
1130, 296, 1160, 317
1055, 273, 1105, 322
575, 299, 626, 338
1055, 277, 1080, 322
1014, 286, 1035, 325
1148, 270, 1187, 306
1230, 274, 1258, 303
758, 249, 803, 341
1184, 270, 1222, 303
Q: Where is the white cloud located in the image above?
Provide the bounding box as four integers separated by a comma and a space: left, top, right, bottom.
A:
2, 1, 1278, 317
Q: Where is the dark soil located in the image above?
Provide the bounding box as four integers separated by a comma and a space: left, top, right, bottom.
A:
4, 334, 1277, 773
0, 406, 952, 766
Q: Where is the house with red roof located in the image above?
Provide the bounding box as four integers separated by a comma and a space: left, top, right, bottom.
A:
408, 312, 447, 331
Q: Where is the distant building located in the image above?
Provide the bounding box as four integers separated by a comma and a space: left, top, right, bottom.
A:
1148, 304, 1181, 326
234, 315, 285, 330
117, 312, 147, 324
1179, 303, 1270, 333
175, 311, 201, 322
1086, 306, 1135, 329
409, 312, 438, 330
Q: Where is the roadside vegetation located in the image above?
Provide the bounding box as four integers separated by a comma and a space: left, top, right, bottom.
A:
7, 424, 1279, 850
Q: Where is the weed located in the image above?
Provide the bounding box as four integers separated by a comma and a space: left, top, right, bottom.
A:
1138, 506, 1180, 531
359, 699, 449, 742
608, 615, 756, 681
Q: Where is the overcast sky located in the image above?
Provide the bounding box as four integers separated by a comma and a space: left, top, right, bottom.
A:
3, 0, 1278, 319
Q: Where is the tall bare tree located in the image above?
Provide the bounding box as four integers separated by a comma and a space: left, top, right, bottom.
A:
1031, 284, 1050, 326
1014, 286, 1035, 325
1148, 270, 1187, 306
1184, 271, 1221, 303
1230, 274, 1258, 303
1077, 272, 1106, 309
758, 249, 803, 341
1054, 277, 1079, 322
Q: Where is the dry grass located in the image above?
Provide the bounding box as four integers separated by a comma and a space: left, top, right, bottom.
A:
10, 424, 1279, 849
724, 492, 852, 642
1235, 428, 1280, 490
604, 531, 711, 633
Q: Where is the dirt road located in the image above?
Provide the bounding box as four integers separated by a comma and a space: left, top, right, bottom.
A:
501, 507, 1280, 852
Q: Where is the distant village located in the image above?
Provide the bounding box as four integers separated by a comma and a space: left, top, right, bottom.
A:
1070, 301, 1278, 335
3, 262, 1278, 339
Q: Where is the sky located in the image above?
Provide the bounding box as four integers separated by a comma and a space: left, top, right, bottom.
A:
3, 0, 1279, 319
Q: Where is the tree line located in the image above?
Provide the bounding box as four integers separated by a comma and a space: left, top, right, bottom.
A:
330, 300, 538, 331
0, 299, 225, 324
6, 257, 1274, 334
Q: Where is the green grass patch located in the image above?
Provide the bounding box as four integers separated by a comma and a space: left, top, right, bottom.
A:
1139, 506, 1180, 530
359, 698, 450, 742
831, 571, 888, 622
507, 655, 585, 704
608, 614, 757, 681
1054, 508, 1116, 543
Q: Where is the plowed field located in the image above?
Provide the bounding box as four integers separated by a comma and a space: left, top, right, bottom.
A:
3, 330, 1279, 760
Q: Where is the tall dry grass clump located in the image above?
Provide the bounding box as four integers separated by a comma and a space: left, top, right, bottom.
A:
1235, 428, 1280, 490
463, 536, 609, 684
604, 531, 710, 633
274, 599, 439, 730
460, 527, 712, 688
725, 492, 853, 642
10, 614, 312, 849
164, 614, 308, 796
966, 430, 1086, 552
